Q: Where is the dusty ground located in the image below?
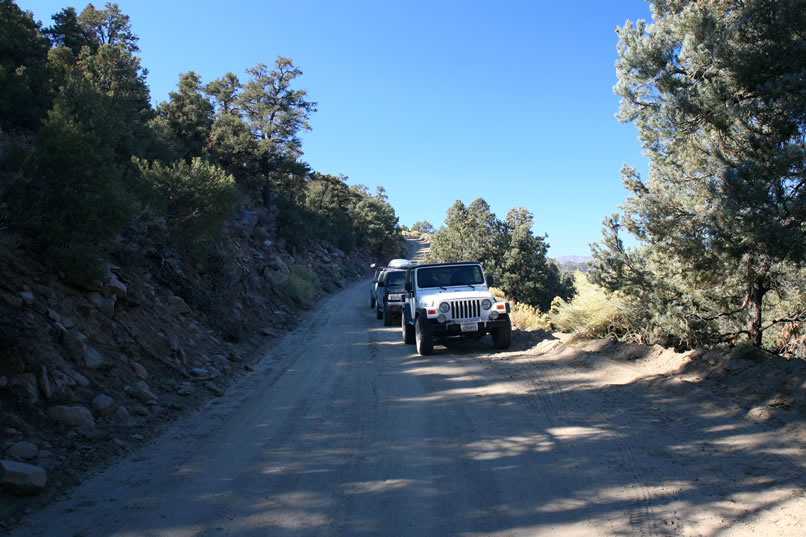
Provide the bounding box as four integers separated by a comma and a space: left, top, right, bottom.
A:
5, 280, 805, 537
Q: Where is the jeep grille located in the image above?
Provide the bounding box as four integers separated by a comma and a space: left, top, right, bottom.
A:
450, 299, 481, 320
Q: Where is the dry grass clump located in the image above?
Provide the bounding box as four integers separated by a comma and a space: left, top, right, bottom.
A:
550, 273, 636, 341
490, 287, 551, 331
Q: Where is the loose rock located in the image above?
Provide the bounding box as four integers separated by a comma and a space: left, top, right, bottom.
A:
48, 405, 95, 428
92, 394, 117, 416
6, 441, 38, 461
84, 346, 107, 370
0, 460, 47, 496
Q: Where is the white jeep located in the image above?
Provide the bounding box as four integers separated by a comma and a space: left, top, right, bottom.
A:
401, 262, 512, 355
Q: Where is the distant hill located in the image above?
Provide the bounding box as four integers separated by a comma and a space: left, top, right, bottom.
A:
553, 256, 593, 273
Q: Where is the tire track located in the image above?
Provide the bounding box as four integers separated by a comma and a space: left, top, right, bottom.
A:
475, 347, 663, 537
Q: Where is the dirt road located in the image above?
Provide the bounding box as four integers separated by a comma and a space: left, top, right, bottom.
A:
8, 279, 806, 536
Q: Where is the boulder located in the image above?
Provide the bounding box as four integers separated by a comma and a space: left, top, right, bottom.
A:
38, 366, 53, 400
0, 460, 47, 496
48, 405, 95, 428
87, 291, 116, 318
8, 374, 38, 404
6, 441, 38, 461
125, 381, 157, 403
211, 354, 232, 368
131, 361, 148, 379
65, 368, 90, 387
31, 284, 56, 299
61, 329, 88, 363
2, 292, 23, 308
84, 346, 107, 370
105, 275, 127, 298
240, 211, 259, 227
92, 394, 117, 416
167, 296, 191, 314
269, 256, 289, 273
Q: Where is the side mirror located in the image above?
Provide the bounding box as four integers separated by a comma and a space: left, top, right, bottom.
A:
405, 281, 413, 292
486, 274, 495, 287
377, 281, 385, 287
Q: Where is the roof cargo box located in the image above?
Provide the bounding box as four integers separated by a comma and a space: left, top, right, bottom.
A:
387, 259, 413, 268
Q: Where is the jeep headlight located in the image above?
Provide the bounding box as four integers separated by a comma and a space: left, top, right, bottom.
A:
439, 302, 450, 313
481, 299, 492, 310
490, 310, 499, 320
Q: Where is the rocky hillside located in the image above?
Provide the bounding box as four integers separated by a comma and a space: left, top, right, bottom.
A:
0, 210, 376, 524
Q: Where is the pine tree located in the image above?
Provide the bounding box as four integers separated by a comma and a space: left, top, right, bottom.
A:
595, 0, 806, 348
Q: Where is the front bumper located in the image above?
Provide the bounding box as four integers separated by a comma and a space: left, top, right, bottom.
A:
385, 301, 404, 313
428, 316, 510, 336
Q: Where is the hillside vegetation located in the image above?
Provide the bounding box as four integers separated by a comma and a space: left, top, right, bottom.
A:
578, 1, 805, 357
0, 0, 403, 503
0, 1, 401, 285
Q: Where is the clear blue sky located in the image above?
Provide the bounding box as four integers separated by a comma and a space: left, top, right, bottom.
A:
20, 0, 653, 257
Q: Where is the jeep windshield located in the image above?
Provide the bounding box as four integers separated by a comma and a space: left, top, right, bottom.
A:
385, 270, 406, 289
416, 265, 484, 289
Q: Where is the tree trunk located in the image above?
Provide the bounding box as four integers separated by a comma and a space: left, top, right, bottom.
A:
746, 278, 767, 347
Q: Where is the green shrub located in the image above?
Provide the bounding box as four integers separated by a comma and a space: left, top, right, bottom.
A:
2, 107, 135, 285
284, 264, 321, 308
134, 157, 237, 262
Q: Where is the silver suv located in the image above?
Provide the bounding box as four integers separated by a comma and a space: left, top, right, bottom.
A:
401, 262, 512, 355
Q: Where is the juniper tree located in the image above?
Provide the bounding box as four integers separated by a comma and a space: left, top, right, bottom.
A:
595, 0, 806, 348
411, 221, 435, 234
154, 72, 214, 162
430, 199, 574, 310
500, 208, 573, 311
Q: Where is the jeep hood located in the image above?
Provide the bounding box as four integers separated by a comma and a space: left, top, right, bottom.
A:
418, 289, 494, 306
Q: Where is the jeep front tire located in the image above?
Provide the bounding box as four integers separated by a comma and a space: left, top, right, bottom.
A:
491, 320, 512, 350
415, 316, 434, 355
402, 315, 415, 344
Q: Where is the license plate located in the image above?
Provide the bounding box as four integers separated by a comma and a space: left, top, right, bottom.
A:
460, 322, 478, 332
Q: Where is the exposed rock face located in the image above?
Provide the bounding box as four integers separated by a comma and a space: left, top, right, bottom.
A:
0, 220, 373, 518
0, 460, 47, 496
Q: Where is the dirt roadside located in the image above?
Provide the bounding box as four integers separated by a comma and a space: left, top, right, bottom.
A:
3, 235, 805, 536
469, 331, 806, 536
3, 279, 804, 536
